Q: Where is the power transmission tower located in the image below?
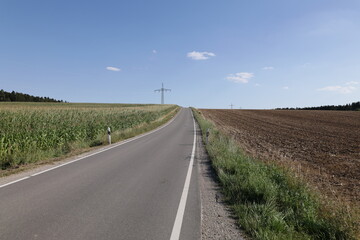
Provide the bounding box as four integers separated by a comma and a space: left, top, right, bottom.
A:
229, 104, 234, 109
154, 83, 171, 104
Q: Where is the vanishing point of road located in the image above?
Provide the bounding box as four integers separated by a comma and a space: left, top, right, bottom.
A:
0, 108, 200, 240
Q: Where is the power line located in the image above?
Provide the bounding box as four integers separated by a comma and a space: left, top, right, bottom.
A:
154, 83, 171, 104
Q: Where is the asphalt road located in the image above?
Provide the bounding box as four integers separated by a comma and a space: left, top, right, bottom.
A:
0, 108, 200, 240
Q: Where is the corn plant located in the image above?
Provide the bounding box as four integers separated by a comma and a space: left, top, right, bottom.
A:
0, 103, 178, 170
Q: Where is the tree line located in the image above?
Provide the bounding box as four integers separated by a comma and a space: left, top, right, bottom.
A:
276, 101, 360, 111
0, 89, 65, 103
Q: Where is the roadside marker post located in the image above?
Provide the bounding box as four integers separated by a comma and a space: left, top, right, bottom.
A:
107, 127, 111, 144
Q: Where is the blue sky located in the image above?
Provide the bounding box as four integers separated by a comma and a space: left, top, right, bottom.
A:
1, 0, 359, 109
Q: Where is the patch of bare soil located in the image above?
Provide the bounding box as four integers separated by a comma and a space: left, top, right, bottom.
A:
199, 109, 360, 206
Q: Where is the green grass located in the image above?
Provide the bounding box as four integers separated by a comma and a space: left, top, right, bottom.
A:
193, 108, 358, 240
0, 102, 179, 172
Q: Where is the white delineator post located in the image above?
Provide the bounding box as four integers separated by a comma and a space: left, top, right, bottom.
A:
107, 127, 111, 144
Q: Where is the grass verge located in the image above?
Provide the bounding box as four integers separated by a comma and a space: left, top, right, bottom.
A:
192, 108, 358, 240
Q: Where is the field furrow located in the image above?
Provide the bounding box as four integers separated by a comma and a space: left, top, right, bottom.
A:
199, 109, 360, 205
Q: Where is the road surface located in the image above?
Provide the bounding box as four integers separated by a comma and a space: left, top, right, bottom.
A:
0, 108, 200, 240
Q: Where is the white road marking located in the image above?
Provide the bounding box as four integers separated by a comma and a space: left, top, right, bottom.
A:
170, 110, 196, 240
0, 108, 182, 189
0, 176, 30, 188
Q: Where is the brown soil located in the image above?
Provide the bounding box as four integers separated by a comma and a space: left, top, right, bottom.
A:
199, 109, 360, 206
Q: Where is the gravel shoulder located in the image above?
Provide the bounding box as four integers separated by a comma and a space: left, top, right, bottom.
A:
196, 125, 247, 240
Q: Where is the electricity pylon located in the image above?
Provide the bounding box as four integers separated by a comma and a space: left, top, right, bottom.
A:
154, 83, 171, 104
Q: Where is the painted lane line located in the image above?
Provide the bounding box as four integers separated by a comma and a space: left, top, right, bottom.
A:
0, 108, 182, 189
170, 110, 196, 240
0, 176, 30, 189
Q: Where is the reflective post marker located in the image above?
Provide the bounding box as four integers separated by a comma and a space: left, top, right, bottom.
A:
107, 127, 111, 144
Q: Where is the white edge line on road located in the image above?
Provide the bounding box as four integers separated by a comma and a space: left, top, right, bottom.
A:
0, 108, 182, 189
170, 109, 197, 240
0, 176, 30, 188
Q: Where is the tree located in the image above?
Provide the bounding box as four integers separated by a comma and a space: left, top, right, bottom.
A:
0, 89, 64, 102
0, 89, 5, 101
9, 91, 16, 101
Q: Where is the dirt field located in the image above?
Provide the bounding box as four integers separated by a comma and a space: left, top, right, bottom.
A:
199, 109, 360, 205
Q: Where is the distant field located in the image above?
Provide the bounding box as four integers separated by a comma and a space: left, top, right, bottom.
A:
0, 102, 178, 172
199, 109, 360, 205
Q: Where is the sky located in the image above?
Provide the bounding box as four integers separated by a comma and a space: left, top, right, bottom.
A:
1, 0, 360, 109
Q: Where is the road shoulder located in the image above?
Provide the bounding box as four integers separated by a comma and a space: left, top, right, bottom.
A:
196, 124, 247, 240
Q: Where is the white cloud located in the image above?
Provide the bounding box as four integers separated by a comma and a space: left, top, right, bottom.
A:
152, 50, 157, 54
106, 66, 121, 72
283, 86, 289, 90
346, 81, 359, 85
187, 51, 215, 60
318, 85, 356, 94
318, 81, 358, 94
226, 72, 254, 84
263, 66, 274, 70
255, 83, 261, 87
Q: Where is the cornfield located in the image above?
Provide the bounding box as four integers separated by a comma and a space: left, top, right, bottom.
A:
0, 102, 178, 170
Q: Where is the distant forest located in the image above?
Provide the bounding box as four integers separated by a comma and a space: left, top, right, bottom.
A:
277, 101, 360, 111
0, 89, 64, 103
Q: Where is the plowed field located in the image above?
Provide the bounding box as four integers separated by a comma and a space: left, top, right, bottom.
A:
199, 109, 360, 205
